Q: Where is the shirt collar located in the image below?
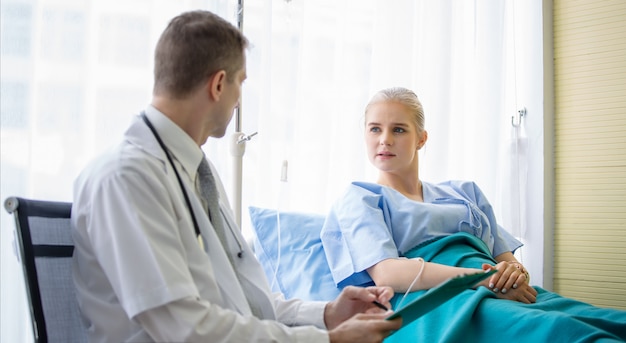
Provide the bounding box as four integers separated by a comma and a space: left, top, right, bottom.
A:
144, 105, 204, 181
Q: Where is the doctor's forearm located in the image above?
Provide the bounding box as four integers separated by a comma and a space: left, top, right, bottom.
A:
135, 296, 328, 342
272, 293, 328, 329
136, 297, 244, 342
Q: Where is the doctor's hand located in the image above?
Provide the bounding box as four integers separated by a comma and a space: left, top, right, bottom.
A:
328, 312, 402, 343
325, 286, 400, 343
324, 285, 394, 330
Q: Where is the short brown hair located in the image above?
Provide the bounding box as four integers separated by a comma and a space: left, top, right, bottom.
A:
153, 10, 249, 99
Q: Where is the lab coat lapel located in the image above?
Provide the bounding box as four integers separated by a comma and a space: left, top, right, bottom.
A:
128, 116, 253, 317
193, 199, 253, 317
219, 201, 277, 320
206, 158, 276, 320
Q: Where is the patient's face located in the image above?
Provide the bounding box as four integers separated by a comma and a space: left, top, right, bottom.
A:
364, 101, 421, 174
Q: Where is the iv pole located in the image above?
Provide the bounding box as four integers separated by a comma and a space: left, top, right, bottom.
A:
230, 0, 256, 228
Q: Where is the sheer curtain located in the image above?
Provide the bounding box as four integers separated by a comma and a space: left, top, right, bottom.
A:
1, 0, 544, 342
239, 0, 508, 216
237, 0, 544, 268
0, 1, 235, 342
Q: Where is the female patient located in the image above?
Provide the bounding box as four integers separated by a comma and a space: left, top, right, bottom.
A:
321, 87, 626, 342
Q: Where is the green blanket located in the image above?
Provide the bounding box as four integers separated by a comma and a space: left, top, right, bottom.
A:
385, 232, 626, 343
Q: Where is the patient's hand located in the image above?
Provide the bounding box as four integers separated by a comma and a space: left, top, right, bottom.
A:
481, 263, 537, 303
490, 280, 537, 303
484, 262, 526, 292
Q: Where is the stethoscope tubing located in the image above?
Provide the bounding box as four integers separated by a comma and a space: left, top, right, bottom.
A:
141, 112, 243, 258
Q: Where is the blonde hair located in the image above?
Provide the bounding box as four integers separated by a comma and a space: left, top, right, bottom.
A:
365, 87, 425, 133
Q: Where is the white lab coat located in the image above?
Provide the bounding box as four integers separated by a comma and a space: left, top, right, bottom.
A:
72, 106, 328, 342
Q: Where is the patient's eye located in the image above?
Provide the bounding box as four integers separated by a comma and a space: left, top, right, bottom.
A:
369, 127, 381, 133
393, 127, 406, 133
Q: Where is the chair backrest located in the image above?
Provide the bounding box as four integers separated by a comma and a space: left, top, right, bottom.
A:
4, 196, 88, 343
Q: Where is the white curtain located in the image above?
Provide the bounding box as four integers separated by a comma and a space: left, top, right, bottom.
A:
0, 1, 236, 342
0, 1, 544, 342
236, 0, 540, 246
234, 0, 545, 284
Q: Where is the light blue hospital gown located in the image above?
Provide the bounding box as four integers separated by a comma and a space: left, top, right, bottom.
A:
321, 181, 626, 342
320, 180, 522, 288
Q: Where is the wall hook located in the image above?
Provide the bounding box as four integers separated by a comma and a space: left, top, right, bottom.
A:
512, 107, 527, 127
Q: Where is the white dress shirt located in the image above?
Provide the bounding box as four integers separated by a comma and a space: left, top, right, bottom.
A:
71, 106, 329, 342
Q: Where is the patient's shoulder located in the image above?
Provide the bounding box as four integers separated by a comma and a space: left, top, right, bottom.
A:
349, 181, 384, 194
437, 179, 479, 189
428, 180, 483, 200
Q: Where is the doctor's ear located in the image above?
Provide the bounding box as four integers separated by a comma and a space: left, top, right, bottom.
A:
207, 70, 227, 100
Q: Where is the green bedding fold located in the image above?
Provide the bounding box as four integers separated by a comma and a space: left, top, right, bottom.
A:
385, 232, 626, 343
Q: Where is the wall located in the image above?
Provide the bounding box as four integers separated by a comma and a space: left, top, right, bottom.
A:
553, 0, 626, 309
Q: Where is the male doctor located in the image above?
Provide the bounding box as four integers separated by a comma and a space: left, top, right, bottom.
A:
71, 10, 401, 343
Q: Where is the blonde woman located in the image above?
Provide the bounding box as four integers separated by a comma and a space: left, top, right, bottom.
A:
321, 87, 626, 342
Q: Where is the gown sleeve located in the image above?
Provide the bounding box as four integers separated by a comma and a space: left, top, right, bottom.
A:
320, 183, 399, 288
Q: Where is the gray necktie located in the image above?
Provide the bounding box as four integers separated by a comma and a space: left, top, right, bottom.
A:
197, 157, 268, 318
197, 157, 229, 250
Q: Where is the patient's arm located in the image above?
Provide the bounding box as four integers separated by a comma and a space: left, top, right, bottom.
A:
367, 257, 537, 304
366, 258, 482, 293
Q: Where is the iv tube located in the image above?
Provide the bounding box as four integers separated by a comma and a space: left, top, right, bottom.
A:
270, 160, 289, 291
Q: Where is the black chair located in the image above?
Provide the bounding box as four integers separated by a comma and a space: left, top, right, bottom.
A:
4, 196, 88, 343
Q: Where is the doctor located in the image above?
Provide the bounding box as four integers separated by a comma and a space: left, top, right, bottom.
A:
71, 9, 400, 343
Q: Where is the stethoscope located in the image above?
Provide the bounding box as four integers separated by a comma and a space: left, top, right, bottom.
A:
141, 112, 244, 258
